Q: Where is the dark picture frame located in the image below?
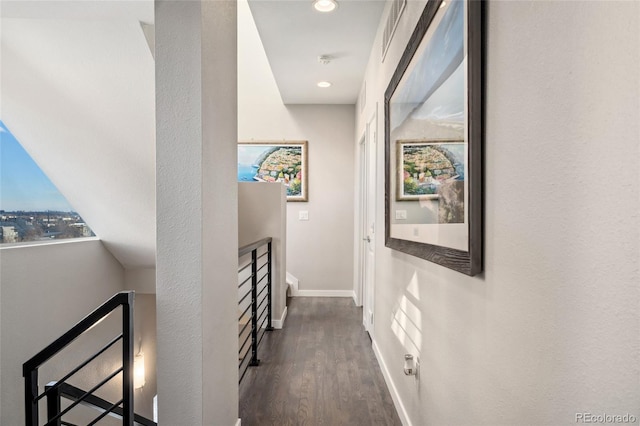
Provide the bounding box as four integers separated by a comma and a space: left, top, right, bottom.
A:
237, 141, 308, 202
384, 0, 484, 276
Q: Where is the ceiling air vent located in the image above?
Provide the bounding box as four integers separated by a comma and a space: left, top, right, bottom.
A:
382, 0, 406, 62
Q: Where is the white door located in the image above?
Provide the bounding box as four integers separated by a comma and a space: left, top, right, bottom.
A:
361, 107, 377, 335
357, 135, 367, 307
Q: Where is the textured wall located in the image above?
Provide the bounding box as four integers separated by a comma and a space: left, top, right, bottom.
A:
357, 1, 640, 424
155, 1, 238, 424
155, 2, 204, 422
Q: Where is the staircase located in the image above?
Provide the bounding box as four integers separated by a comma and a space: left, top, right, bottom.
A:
22, 291, 155, 426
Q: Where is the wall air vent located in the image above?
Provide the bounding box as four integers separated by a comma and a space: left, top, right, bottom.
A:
382, 0, 406, 62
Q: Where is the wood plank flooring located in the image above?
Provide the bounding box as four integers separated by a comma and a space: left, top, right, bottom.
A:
239, 297, 402, 426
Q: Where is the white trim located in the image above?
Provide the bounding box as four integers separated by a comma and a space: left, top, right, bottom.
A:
286, 272, 300, 296
294, 290, 355, 298
272, 306, 287, 329
0, 236, 100, 250
372, 340, 412, 426
353, 132, 366, 307
362, 106, 378, 335
153, 394, 158, 422
235, 419, 241, 426
351, 291, 359, 306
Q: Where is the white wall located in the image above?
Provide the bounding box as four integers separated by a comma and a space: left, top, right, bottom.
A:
155, 1, 238, 425
133, 294, 157, 420
239, 182, 287, 325
125, 268, 156, 294
124, 270, 157, 417
239, 0, 355, 296
358, 1, 640, 425
1, 10, 156, 269
0, 239, 125, 425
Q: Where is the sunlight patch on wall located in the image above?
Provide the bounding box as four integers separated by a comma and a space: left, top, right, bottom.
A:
391, 293, 423, 355
406, 271, 421, 300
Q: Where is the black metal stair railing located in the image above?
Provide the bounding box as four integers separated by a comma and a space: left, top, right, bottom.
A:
238, 237, 274, 383
22, 291, 151, 426
44, 382, 156, 426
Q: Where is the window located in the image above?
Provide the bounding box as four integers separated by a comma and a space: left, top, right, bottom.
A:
0, 121, 95, 243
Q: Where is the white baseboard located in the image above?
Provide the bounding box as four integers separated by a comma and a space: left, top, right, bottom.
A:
235, 419, 241, 426
372, 340, 412, 426
286, 272, 355, 299
352, 291, 360, 306
294, 289, 355, 298
286, 272, 299, 296
272, 306, 287, 329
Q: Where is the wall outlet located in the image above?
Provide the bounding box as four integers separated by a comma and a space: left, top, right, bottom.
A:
299, 210, 309, 221
395, 210, 407, 220
413, 227, 419, 237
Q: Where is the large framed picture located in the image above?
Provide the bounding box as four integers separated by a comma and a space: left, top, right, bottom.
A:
238, 141, 308, 202
384, 0, 484, 276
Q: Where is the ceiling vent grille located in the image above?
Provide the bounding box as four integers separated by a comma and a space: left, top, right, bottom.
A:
382, 0, 406, 61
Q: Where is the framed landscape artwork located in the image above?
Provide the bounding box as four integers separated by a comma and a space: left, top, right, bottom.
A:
237, 141, 308, 202
384, 0, 484, 276
397, 139, 465, 203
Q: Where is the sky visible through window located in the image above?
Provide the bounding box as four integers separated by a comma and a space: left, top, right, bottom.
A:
0, 120, 95, 243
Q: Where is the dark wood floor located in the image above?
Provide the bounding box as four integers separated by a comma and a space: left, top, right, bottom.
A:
239, 297, 402, 426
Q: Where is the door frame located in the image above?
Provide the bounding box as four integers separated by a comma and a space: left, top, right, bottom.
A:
355, 133, 367, 307
359, 106, 377, 334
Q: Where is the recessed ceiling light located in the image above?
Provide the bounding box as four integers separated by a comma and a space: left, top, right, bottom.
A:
313, 0, 338, 13
317, 81, 332, 88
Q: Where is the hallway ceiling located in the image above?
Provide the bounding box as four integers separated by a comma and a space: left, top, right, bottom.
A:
248, 0, 386, 104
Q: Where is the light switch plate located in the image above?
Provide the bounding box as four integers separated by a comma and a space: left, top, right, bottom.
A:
299, 211, 309, 221
395, 210, 407, 220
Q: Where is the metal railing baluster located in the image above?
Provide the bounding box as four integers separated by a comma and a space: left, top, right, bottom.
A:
25, 369, 38, 426
122, 295, 134, 425
238, 237, 274, 383
250, 248, 260, 366
267, 241, 274, 331
46, 385, 62, 426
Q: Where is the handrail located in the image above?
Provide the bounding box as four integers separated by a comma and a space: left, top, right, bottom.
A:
23, 291, 134, 426
238, 237, 272, 257
23, 292, 133, 374
45, 382, 157, 426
